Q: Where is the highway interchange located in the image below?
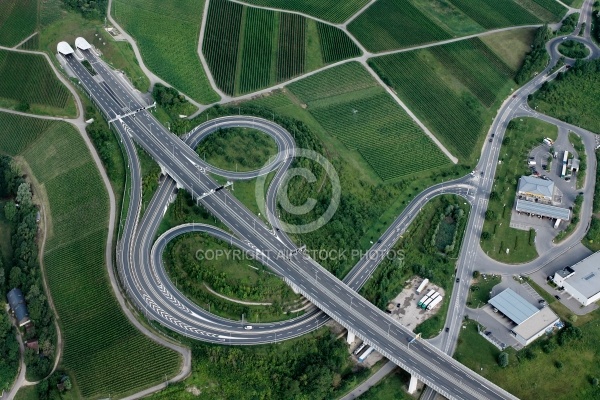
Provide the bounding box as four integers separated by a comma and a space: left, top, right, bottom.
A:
58, 3, 600, 398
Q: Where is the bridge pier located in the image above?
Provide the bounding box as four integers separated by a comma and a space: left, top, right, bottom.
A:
408, 374, 419, 394
346, 331, 355, 344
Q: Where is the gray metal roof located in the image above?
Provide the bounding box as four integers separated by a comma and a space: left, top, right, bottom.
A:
518, 176, 555, 198
515, 199, 571, 221
488, 288, 539, 325
7, 288, 29, 325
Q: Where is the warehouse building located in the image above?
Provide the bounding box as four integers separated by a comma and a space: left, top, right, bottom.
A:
488, 288, 560, 346
553, 251, 600, 306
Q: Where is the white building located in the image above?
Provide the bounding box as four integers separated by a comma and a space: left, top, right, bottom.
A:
517, 176, 555, 202
489, 288, 560, 346
553, 251, 600, 306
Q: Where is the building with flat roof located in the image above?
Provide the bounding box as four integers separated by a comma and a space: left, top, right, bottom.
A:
553, 251, 600, 306
518, 176, 555, 201
488, 288, 560, 346
512, 307, 560, 346
7, 288, 30, 327
515, 199, 571, 221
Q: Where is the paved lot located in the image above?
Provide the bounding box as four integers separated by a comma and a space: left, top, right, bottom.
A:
386, 277, 446, 332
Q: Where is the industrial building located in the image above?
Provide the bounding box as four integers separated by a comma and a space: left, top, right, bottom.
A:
488, 288, 560, 346
553, 251, 600, 306
515, 199, 571, 221
517, 176, 555, 202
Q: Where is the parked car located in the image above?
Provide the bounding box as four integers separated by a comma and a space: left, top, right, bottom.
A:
554, 295, 561, 300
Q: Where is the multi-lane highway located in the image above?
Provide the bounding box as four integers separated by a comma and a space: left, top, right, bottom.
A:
60, 39, 520, 399
59, 3, 600, 396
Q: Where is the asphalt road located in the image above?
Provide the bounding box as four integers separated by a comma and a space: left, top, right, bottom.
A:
62, 44, 518, 399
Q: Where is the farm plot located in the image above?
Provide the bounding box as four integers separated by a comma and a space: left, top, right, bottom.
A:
0, 113, 181, 397
447, 0, 541, 29
0, 0, 37, 47
348, 0, 451, 52
317, 23, 361, 63
239, 0, 370, 23
203, 0, 244, 95
112, 0, 219, 103
0, 50, 75, 116
514, 0, 567, 21
288, 64, 450, 180
203, 0, 360, 95
370, 39, 516, 161
428, 39, 513, 107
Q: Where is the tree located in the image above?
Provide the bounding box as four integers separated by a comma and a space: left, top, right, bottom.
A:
489, 191, 499, 201
481, 231, 491, 241
592, 377, 599, 386
4, 201, 16, 222
63, 376, 72, 390
472, 270, 480, 279
555, 361, 563, 369
485, 210, 495, 221
16, 182, 32, 207
9, 266, 22, 288
498, 352, 509, 368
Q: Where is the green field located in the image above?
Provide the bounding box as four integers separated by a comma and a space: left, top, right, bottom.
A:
112, 0, 219, 103
360, 370, 412, 400
348, 0, 451, 52
164, 232, 301, 322
239, 0, 369, 23
0, 112, 180, 398
196, 127, 278, 172
467, 274, 502, 307
370, 38, 517, 162
203, 0, 360, 95
530, 59, 600, 133
0, 50, 76, 117
448, 0, 541, 29
480, 117, 557, 263
0, 0, 37, 47
455, 315, 600, 400
287, 62, 450, 180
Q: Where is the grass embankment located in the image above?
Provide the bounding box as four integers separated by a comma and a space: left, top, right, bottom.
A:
360, 195, 469, 338
0, 112, 180, 398
164, 231, 302, 323
34, 0, 150, 93
0, 50, 76, 117
196, 127, 278, 172
530, 58, 600, 133
191, 93, 470, 279
455, 311, 600, 400
480, 117, 558, 263
359, 369, 412, 400
467, 274, 502, 308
